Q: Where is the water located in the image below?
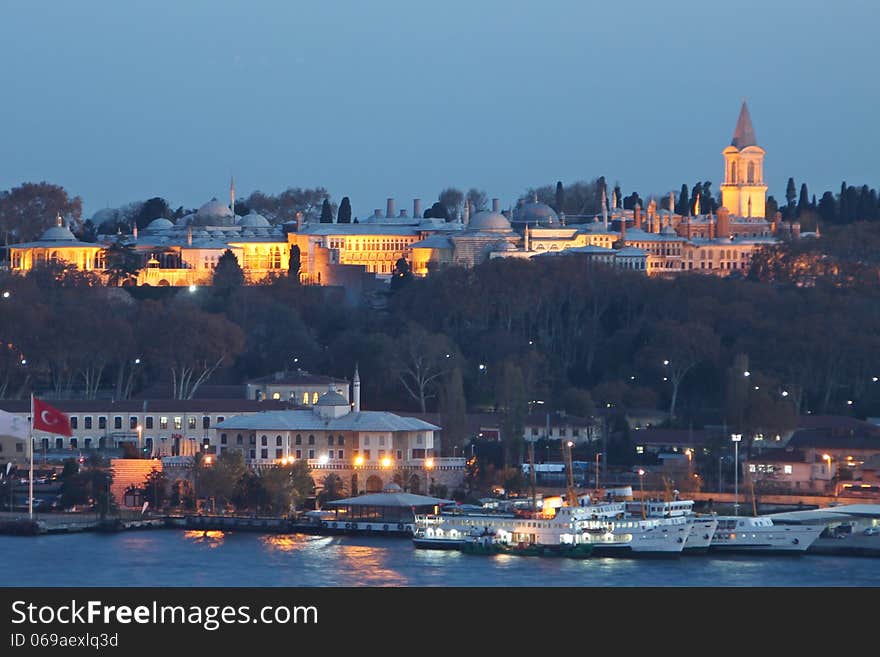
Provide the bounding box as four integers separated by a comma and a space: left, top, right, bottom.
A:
1, 530, 877, 587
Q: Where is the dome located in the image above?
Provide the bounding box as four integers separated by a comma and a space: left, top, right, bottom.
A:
515, 201, 559, 227
494, 240, 517, 251
468, 210, 512, 233
176, 213, 196, 226
39, 225, 77, 241
238, 212, 271, 228
382, 482, 403, 494
194, 199, 235, 226
315, 389, 349, 407
91, 208, 118, 225
145, 218, 174, 231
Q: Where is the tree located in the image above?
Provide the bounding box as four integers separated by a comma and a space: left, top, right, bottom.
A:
797, 183, 810, 216
319, 198, 333, 223
785, 177, 797, 212
466, 188, 488, 213
612, 184, 622, 209
212, 249, 245, 290
439, 188, 464, 221
196, 450, 246, 509
104, 238, 141, 286
676, 184, 689, 215
288, 244, 301, 280
142, 468, 169, 510
389, 257, 412, 293
134, 197, 171, 230
138, 300, 245, 399
817, 191, 837, 226
438, 367, 467, 456
0, 182, 83, 242
317, 473, 345, 506
423, 202, 448, 221
245, 187, 332, 224
393, 323, 453, 412
765, 195, 779, 221
337, 197, 352, 224
496, 360, 528, 469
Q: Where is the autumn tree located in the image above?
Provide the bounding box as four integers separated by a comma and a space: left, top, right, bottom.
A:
438, 366, 467, 456
466, 188, 488, 213
393, 323, 453, 412
0, 182, 83, 242
439, 188, 464, 221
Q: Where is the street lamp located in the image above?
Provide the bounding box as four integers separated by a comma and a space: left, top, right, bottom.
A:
822, 453, 835, 496
136, 425, 143, 454
731, 434, 742, 516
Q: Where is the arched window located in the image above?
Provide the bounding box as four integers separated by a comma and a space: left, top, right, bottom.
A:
337, 435, 345, 446
730, 161, 738, 183
272, 247, 281, 269
295, 434, 302, 445
236, 434, 243, 445
747, 161, 755, 183
308, 434, 315, 445
276, 435, 282, 446
328, 435, 334, 446
261, 435, 268, 446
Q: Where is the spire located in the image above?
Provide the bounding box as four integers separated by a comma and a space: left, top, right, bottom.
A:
731, 99, 758, 149
352, 363, 361, 413
230, 176, 236, 215
56, 212, 63, 227
602, 188, 608, 229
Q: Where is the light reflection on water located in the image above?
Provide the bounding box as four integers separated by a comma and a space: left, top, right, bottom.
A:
1, 531, 878, 587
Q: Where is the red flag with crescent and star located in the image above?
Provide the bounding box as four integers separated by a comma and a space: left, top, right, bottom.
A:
32, 397, 72, 436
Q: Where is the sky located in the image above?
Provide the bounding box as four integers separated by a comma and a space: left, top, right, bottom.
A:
0, 0, 877, 219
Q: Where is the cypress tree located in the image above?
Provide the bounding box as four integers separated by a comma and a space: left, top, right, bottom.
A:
677, 184, 689, 215
554, 181, 565, 213
319, 198, 333, 223
613, 184, 622, 209
288, 244, 301, 280
337, 197, 352, 224
785, 178, 797, 210
797, 183, 809, 216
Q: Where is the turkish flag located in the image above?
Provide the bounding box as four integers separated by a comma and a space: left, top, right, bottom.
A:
33, 397, 72, 436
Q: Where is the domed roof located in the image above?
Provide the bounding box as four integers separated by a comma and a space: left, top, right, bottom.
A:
315, 389, 349, 407
494, 240, 517, 251
238, 211, 271, 228
39, 225, 77, 241
515, 201, 559, 226
91, 208, 118, 224
382, 482, 403, 493
176, 213, 196, 226
468, 210, 512, 233
194, 199, 235, 226
145, 217, 174, 231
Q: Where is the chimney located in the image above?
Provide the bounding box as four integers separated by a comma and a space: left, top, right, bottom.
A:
386, 198, 395, 218
634, 203, 642, 229
295, 210, 303, 232
463, 200, 471, 225
373, 209, 382, 219
791, 221, 801, 239
524, 224, 530, 251
619, 215, 626, 241
716, 206, 731, 239
399, 209, 408, 218
413, 198, 422, 218
492, 198, 500, 213
187, 225, 192, 246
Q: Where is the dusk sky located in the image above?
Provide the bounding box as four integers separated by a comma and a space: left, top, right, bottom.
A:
1, 0, 876, 218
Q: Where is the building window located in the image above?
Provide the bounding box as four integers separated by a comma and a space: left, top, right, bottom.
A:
174, 417, 182, 430
261, 449, 268, 460
261, 435, 268, 446
188, 417, 196, 430
83, 439, 91, 449
236, 434, 243, 445
276, 449, 283, 459
84, 417, 92, 429
312, 392, 319, 404
146, 416, 154, 429
160, 417, 168, 430
337, 450, 344, 459
363, 450, 371, 461
308, 435, 315, 445
295, 449, 302, 459
379, 450, 385, 459
337, 435, 345, 446
295, 434, 302, 445
221, 433, 227, 445
302, 392, 309, 405
416, 434, 423, 445
272, 392, 281, 400
397, 450, 402, 460
99, 417, 107, 430
308, 449, 315, 459
114, 416, 122, 430
70, 438, 77, 449
364, 436, 370, 446
250, 450, 256, 460
379, 436, 386, 446
55, 438, 64, 449
276, 435, 282, 446
70, 417, 78, 430
203, 416, 210, 429
784, 465, 793, 474
636, 446, 644, 454
249, 434, 256, 445
217, 416, 224, 423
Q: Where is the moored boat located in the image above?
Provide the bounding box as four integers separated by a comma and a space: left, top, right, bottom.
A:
709, 515, 825, 554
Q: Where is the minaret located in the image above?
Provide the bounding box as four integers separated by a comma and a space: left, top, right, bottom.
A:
668, 191, 675, 227
611, 188, 618, 211
463, 199, 470, 226
352, 364, 361, 413
524, 224, 531, 252
230, 176, 236, 215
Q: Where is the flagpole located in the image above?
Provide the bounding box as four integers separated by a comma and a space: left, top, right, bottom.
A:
29, 393, 34, 520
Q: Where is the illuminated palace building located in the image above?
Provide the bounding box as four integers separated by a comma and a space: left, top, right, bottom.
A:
5, 103, 807, 284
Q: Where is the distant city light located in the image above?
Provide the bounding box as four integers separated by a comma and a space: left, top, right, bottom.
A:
847, 400, 853, 406
188, 285, 197, 293
662, 360, 669, 366
134, 358, 141, 364
873, 377, 879, 383
662, 377, 668, 381
754, 386, 760, 390
353, 455, 364, 466
424, 458, 434, 469
781, 391, 789, 397
630, 376, 636, 381
743, 371, 751, 377
318, 454, 329, 465
20, 359, 26, 365
381, 457, 392, 468
528, 340, 534, 345
1, 291, 9, 299
478, 364, 486, 371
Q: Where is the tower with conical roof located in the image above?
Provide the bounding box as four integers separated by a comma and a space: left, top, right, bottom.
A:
720, 100, 767, 218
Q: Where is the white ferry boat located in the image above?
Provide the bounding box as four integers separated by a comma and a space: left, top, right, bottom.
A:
709, 515, 825, 554
625, 499, 718, 553
414, 499, 691, 557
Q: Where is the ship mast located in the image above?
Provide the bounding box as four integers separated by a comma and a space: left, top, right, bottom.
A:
527, 439, 537, 516
564, 440, 578, 508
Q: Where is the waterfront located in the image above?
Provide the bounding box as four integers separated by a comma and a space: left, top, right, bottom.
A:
1, 531, 878, 587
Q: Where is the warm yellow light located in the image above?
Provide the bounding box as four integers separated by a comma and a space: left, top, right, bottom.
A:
136, 425, 142, 432
424, 458, 434, 469
637, 468, 645, 476
354, 455, 364, 466
566, 441, 573, 448
822, 453, 832, 462
381, 457, 392, 468
204, 456, 213, 465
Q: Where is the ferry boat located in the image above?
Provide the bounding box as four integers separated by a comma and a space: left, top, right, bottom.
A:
414, 499, 692, 557
625, 499, 718, 553
709, 515, 825, 554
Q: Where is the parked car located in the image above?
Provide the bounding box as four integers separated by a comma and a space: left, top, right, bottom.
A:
864, 527, 879, 536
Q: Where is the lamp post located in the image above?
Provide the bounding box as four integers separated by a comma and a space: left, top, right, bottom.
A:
424, 457, 434, 496
594, 452, 601, 491
822, 453, 834, 497
731, 434, 742, 516
136, 425, 143, 455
